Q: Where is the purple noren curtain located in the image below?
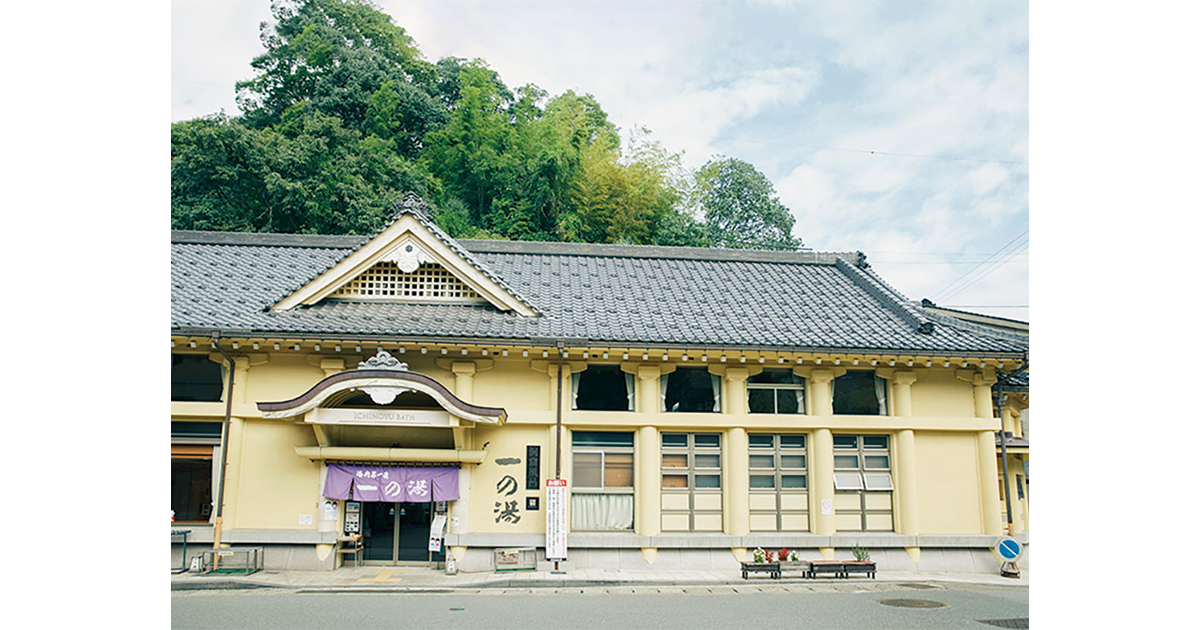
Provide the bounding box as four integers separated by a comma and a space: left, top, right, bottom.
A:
324, 464, 459, 502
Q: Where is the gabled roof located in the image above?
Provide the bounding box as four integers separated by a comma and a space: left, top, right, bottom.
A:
171, 226, 1028, 356
270, 193, 539, 316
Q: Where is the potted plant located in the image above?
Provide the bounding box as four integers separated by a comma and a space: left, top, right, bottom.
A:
778, 547, 811, 575
741, 547, 781, 579
844, 545, 877, 578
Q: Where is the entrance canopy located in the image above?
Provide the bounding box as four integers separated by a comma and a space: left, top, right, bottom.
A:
256, 350, 506, 426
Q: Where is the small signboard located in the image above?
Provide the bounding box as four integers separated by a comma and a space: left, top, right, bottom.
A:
545, 479, 567, 561
526, 445, 541, 490
994, 536, 1023, 562
429, 514, 447, 552
344, 501, 361, 534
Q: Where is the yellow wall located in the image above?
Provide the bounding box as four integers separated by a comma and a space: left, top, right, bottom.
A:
468, 424, 549, 534
232, 419, 321, 529
914, 431, 984, 534
910, 370, 977, 417
174, 348, 1010, 541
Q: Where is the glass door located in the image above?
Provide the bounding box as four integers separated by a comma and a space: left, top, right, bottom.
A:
398, 501, 432, 562
361, 501, 441, 563
362, 502, 397, 562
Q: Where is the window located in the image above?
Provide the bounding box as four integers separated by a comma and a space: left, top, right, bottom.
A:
572, 366, 634, 411
172, 354, 224, 402
661, 433, 723, 531
172, 422, 220, 523
571, 431, 633, 530
832, 434, 894, 531
832, 371, 888, 415
662, 367, 720, 412
749, 434, 809, 531
748, 369, 806, 414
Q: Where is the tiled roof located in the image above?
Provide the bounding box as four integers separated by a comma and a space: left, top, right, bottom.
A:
171, 231, 1028, 356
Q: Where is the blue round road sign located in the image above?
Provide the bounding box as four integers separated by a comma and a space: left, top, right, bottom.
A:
995, 536, 1022, 561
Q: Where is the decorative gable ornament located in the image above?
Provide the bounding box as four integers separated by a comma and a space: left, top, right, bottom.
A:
269, 193, 538, 316
384, 241, 433, 274
358, 349, 408, 371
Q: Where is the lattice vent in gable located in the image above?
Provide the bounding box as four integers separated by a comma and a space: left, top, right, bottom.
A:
331, 261, 482, 301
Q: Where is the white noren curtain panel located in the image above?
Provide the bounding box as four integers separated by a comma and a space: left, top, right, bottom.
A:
710, 373, 721, 412
874, 375, 888, 415
624, 373, 635, 411
660, 375, 668, 411
571, 372, 581, 409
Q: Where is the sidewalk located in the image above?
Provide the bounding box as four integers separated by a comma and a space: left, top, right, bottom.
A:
171, 564, 1028, 592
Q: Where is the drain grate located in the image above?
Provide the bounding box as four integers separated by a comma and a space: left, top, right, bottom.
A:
878, 599, 949, 609
896, 583, 939, 590
978, 619, 1029, 629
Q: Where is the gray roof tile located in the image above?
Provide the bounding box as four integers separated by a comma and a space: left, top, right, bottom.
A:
171, 231, 1027, 356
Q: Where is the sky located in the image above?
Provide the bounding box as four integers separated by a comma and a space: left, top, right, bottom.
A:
172, 0, 1030, 322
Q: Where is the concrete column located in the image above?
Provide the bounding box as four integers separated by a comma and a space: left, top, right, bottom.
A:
724, 367, 749, 415
891, 371, 919, 561
726, 427, 749, 537
970, 372, 1003, 535
636, 425, 661, 538
809, 368, 836, 559
452, 361, 476, 403
636, 365, 663, 414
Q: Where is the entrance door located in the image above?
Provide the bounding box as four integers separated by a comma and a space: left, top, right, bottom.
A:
362, 502, 397, 562
360, 501, 441, 563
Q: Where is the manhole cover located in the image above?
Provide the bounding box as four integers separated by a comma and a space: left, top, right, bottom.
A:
878, 598, 949, 609
978, 619, 1029, 629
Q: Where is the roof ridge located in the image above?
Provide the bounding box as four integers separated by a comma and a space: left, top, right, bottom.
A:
835, 258, 934, 334
916, 305, 1030, 344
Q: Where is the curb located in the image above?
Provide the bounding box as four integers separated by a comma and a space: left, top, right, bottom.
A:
173, 575, 1025, 593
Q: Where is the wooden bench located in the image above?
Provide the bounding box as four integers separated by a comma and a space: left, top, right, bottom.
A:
741, 561, 781, 579
808, 561, 844, 578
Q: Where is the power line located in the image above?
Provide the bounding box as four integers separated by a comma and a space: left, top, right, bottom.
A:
719, 136, 1029, 166
937, 244, 1028, 303
930, 229, 1029, 302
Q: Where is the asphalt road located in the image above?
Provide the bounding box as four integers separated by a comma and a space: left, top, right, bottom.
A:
171, 584, 1029, 629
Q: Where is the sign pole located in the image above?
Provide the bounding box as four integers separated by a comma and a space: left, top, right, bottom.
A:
553, 340, 564, 573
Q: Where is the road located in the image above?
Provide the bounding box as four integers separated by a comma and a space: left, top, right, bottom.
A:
172, 583, 1029, 629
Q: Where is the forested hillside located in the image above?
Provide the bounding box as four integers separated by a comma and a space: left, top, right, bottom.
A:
172, 0, 801, 249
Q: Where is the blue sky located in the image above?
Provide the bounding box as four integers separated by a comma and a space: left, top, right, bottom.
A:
173, 0, 1030, 321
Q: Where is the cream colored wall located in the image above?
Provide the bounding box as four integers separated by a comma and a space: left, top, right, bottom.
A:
175, 349, 1006, 539
910, 370, 977, 418
231, 419, 321, 529
243, 354, 326, 403
914, 431, 984, 534
467, 424, 549, 534
473, 359, 549, 410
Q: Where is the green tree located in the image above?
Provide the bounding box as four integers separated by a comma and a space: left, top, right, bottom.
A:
693, 156, 801, 249
236, 0, 447, 148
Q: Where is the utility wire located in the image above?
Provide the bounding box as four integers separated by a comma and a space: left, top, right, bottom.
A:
719, 136, 1029, 166
937, 243, 1028, 303
929, 229, 1029, 302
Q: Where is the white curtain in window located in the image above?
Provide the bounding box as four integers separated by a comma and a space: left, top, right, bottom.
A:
624, 373, 635, 411
571, 493, 634, 530
571, 372, 581, 409
710, 373, 721, 412
660, 375, 668, 411
874, 375, 887, 415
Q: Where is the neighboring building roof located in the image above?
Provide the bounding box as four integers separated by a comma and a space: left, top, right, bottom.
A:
172, 230, 1028, 356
